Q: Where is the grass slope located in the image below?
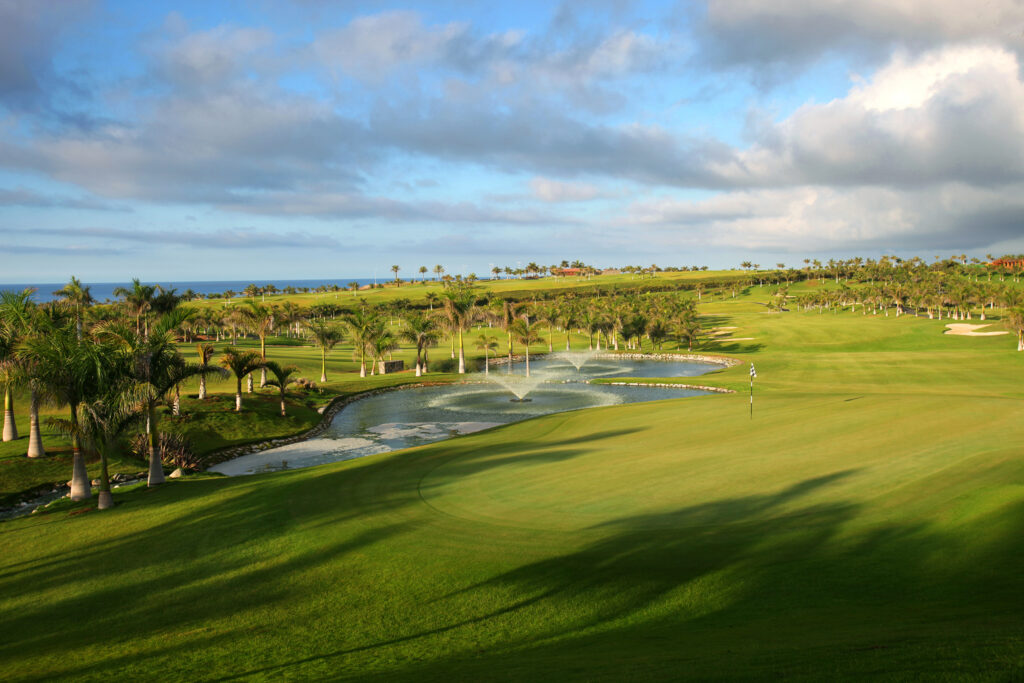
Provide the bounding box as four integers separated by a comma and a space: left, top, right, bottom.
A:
1, 294, 1023, 680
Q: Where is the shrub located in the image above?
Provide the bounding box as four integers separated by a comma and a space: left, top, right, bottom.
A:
130, 432, 202, 471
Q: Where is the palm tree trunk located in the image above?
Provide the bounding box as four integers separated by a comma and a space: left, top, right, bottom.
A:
235, 378, 243, 411
458, 329, 465, 374
199, 374, 207, 400
247, 373, 253, 393
280, 397, 287, 417
147, 404, 165, 486
484, 350, 489, 376
525, 345, 530, 377
27, 389, 44, 457
69, 407, 90, 501
260, 339, 267, 387
173, 384, 181, 416
97, 450, 113, 510
3, 386, 17, 441
320, 349, 327, 383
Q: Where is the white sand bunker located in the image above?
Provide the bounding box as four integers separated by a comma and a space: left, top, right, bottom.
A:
944, 324, 1008, 337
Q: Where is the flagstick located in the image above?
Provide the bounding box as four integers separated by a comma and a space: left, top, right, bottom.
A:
750, 374, 753, 419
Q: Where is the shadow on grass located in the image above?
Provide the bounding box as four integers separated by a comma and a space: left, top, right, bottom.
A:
0, 425, 644, 679
215, 470, 1024, 681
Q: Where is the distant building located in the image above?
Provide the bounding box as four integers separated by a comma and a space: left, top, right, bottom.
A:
989, 258, 1024, 269
552, 267, 584, 277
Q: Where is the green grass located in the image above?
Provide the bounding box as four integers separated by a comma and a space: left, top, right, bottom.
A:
1, 290, 1023, 679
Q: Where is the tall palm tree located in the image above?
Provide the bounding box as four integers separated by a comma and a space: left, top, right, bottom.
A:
344, 306, 378, 377
475, 334, 498, 375
53, 276, 94, 339
113, 278, 156, 337
391, 264, 401, 286
306, 321, 344, 382
0, 288, 37, 442
22, 320, 106, 500
442, 286, 477, 374
1007, 307, 1024, 351
195, 342, 228, 400
240, 301, 274, 387
219, 347, 265, 412
100, 309, 209, 487
676, 318, 703, 352
400, 312, 439, 377
368, 328, 397, 376
263, 361, 301, 416
510, 318, 542, 376
49, 373, 141, 510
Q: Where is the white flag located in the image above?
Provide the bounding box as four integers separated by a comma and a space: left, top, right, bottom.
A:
750, 363, 757, 378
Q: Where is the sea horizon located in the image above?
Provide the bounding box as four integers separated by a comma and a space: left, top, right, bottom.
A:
0, 278, 404, 303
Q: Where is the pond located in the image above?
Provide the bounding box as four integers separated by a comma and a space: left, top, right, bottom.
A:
209, 355, 722, 476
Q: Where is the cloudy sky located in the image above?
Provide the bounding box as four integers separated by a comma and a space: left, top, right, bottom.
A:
2, 0, 1024, 282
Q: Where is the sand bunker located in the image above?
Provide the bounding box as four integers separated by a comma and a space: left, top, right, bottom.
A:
944, 324, 1008, 337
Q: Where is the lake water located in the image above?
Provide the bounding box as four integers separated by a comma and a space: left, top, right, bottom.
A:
210, 357, 721, 476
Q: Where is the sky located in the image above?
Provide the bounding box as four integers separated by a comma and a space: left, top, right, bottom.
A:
1, 0, 1024, 282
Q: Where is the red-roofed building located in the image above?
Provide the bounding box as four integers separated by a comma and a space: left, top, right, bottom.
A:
989, 258, 1024, 270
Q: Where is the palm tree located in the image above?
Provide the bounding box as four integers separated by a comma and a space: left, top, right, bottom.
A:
100, 309, 211, 487
676, 318, 703, 352
419, 266, 428, 282
113, 278, 156, 337
1006, 307, 1024, 351
49, 373, 142, 510
241, 301, 274, 387
344, 307, 378, 377
0, 288, 40, 442
263, 361, 301, 416
442, 285, 477, 374
510, 318, 542, 376
22, 320, 107, 500
433, 264, 445, 281
195, 342, 227, 400
391, 265, 401, 286
306, 321, 343, 382
475, 334, 498, 375
400, 312, 440, 377
368, 327, 397, 376
52, 276, 94, 338
220, 347, 265, 412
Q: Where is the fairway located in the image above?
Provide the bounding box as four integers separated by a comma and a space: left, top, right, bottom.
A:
2, 301, 1023, 681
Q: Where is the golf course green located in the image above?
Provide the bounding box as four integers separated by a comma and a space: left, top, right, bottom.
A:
1, 287, 1023, 680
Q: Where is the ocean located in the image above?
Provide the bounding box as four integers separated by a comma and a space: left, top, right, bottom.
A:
0, 278, 390, 303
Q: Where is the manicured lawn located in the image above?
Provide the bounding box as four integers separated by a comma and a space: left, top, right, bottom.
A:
1, 291, 1022, 679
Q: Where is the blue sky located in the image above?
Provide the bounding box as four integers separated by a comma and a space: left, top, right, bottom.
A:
2, 0, 1023, 282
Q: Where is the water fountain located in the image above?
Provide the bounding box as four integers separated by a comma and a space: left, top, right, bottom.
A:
487, 372, 549, 401
554, 349, 599, 372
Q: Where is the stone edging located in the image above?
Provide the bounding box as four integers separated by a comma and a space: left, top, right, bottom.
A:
597, 381, 734, 393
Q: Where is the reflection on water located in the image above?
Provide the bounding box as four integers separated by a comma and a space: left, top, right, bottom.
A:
209, 358, 719, 476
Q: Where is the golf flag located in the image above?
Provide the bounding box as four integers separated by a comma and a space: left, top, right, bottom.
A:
749, 363, 756, 419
